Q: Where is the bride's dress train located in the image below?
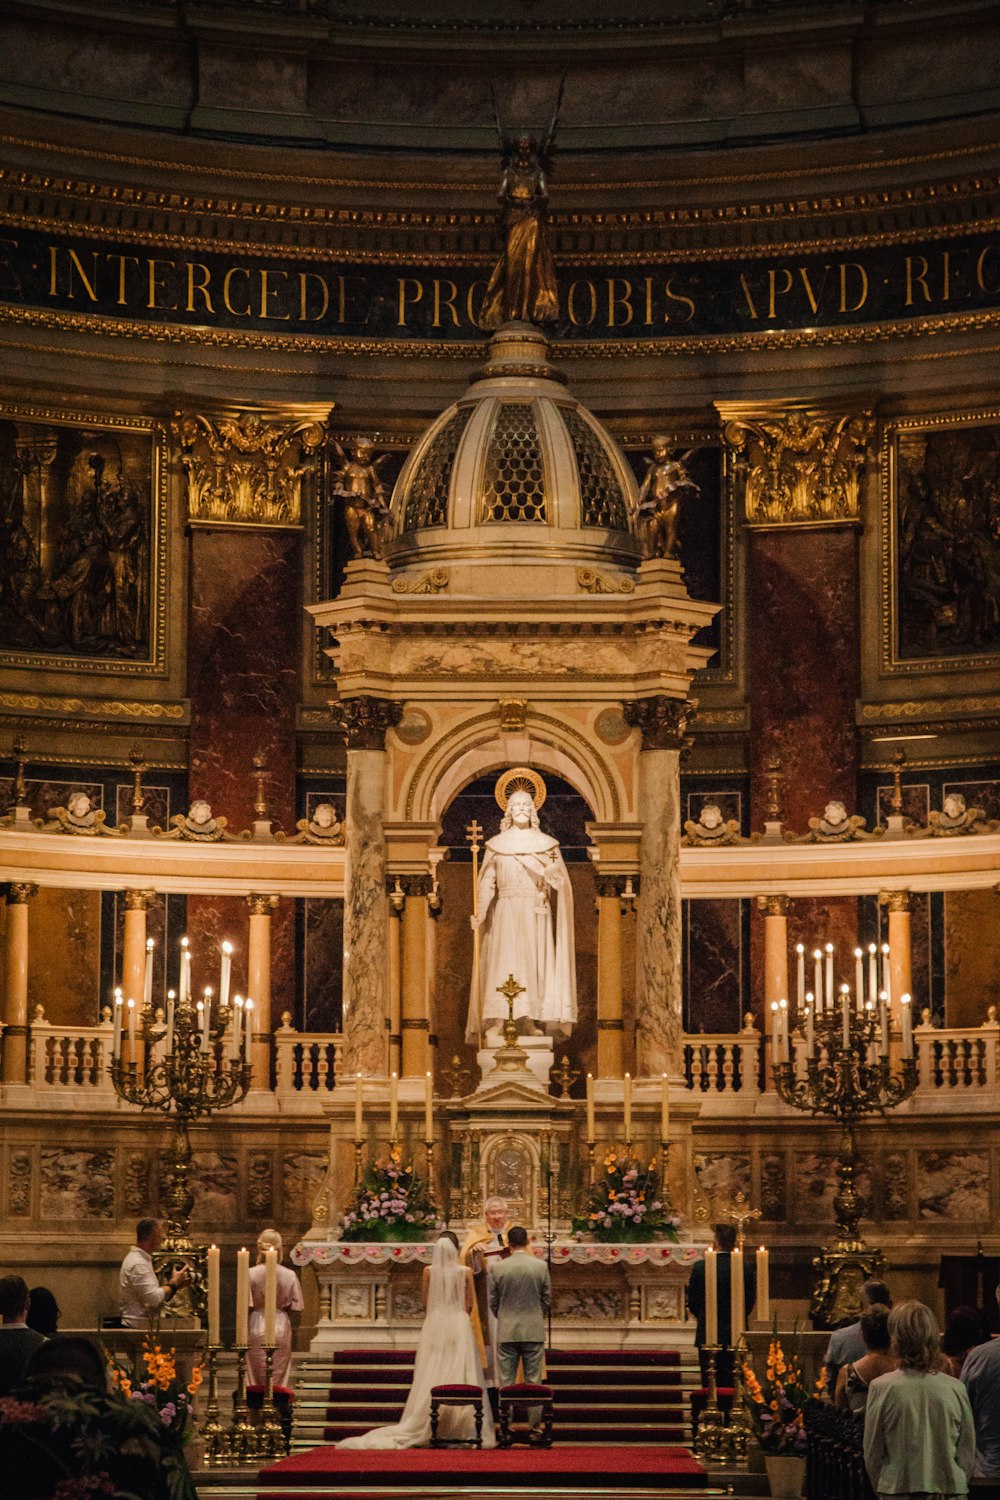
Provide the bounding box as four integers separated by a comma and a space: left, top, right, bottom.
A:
337, 1238, 496, 1450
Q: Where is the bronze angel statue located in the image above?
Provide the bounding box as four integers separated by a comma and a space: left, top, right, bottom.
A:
330, 435, 391, 559
480, 78, 564, 330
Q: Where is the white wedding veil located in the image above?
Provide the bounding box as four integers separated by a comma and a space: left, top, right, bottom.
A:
426, 1233, 467, 1315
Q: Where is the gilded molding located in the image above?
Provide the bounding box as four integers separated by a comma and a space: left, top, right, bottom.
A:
722, 408, 872, 528
390, 568, 450, 594
497, 698, 528, 733
0, 692, 186, 721
576, 567, 635, 595
246, 893, 280, 917
878, 891, 912, 913
860, 696, 1000, 721
755, 894, 791, 917
7, 881, 38, 904
174, 409, 329, 529
123, 889, 158, 912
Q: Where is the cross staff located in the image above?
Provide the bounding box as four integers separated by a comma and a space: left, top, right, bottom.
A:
466, 819, 483, 1049
721, 1190, 762, 1251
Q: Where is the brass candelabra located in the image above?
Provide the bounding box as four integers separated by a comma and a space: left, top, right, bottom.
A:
772, 986, 916, 1326
109, 963, 252, 1316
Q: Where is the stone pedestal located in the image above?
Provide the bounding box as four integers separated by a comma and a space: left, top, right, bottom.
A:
476, 1034, 553, 1091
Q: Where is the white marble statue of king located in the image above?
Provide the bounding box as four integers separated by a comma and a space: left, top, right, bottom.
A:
466, 769, 577, 1045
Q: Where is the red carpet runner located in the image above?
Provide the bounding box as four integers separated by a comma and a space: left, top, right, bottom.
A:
258, 1443, 707, 1490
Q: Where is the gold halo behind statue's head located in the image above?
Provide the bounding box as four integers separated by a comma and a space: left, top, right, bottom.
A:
494, 767, 547, 813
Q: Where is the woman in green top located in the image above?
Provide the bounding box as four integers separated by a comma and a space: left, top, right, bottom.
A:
864, 1301, 976, 1500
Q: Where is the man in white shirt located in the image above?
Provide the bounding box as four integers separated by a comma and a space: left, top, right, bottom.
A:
119, 1218, 188, 1328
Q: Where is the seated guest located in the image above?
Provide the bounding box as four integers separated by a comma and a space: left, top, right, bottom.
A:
686, 1223, 757, 1386
0, 1274, 45, 1394
943, 1305, 990, 1379
0, 1335, 197, 1500
824, 1278, 892, 1396
119, 1217, 189, 1328
834, 1304, 896, 1413
961, 1286, 1000, 1488
25, 1285, 60, 1339
864, 1300, 974, 1500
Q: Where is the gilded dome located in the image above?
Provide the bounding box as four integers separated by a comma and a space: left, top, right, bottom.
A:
384, 324, 642, 591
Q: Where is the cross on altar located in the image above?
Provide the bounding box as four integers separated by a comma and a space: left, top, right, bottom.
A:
722, 1190, 762, 1250
498, 972, 525, 1046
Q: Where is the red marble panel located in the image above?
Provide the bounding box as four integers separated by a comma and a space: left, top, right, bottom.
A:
747, 528, 861, 1019
187, 528, 301, 1009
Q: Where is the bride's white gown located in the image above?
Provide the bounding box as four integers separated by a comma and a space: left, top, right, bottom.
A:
337, 1238, 496, 1450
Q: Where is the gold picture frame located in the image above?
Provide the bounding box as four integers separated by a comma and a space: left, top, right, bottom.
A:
0, 403, 167, 677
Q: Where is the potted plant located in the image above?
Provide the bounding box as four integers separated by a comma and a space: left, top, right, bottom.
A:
572, 1151, 681, 1244
742, 1337, 809, 1498
340, 1145, 439, 1242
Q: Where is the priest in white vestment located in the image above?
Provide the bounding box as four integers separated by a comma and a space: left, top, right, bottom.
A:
466, 784, 576, 1043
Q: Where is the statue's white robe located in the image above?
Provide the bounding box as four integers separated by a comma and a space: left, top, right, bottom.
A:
466, 828, 576, 1042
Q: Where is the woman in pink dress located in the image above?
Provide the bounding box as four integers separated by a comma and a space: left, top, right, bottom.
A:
246, 1229, 304, 1388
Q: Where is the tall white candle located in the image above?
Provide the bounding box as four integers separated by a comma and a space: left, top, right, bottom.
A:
355, 1073, 364, 1138
855, 948, 865, 1012
206, 1244, 220, 1345
219, 940, 233, 1010
196, 999, 206, 1050
881, 943, 891, 1005
841, 985, 851, 1048
868, 943, 878, 1006
731, 1246, 745, 1342
178, 937, 189, 1006
901, 993, 913, 1057
825, 943, 834, 1010
757, 1246, 770, 1322
165, 989, 175, 1056
586, 1073, 595, 1141
805, 1000, 814, 1057
112, 989, 123, 1058
144, 938, 155, 1013
243, 999, 254, 1062
879, 992, 890, 1056
263, 1246, 278, 1346
660, 1073, 670, 1141
389, 1071, 398, 1140
779, 999, 790, 1062
623, 1072, 632, 1141
235, 1247, 250, 1346
231, 995, 242, 1060
424, 1071, 434, 1140
813, 950, 823, 1013
127, 996, 136, 1051
796, 944, 805, 1015
705, 1247, 718, 1345
202, 988, 212, 1050
770, 1003, 780, 1063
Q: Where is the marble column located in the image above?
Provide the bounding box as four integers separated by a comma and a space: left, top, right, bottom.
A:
2, 882, 37, 1084
246, 893, 279, 1089
401, 875, 431, 1078
341, 698, 401, 1077
880, 890, 913, 1017
757, 894, 789, 1090
596, 875, 625, 1078
625, 697, 693, 1077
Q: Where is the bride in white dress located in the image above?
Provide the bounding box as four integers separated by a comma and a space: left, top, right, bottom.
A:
337, 1233, 497, 1450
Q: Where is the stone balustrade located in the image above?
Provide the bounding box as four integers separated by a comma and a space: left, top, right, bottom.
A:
7, 1011, 999, 1113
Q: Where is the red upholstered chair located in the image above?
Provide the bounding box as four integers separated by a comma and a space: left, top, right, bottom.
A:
429, 1383, 485, 1448
497, 1382, 554, 1448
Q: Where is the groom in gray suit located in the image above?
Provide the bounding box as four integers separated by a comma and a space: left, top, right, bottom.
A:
487, 1225, 551, 1438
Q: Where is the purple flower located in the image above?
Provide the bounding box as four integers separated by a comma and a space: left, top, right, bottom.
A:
160, 1401, 177, 1426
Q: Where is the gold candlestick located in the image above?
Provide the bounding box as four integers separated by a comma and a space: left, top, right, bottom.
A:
353, 1137, 364, 1186
200, 1343, 226, 1467
693, 1344, 729, 1463
586, 1139, 597, 1185
228, 1345, 257, 1464
726, 1333, 754, 1459
258, 1345, 287, 1457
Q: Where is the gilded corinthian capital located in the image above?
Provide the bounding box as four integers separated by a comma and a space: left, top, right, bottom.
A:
720, 405, 873, 527
335, 696, 403, 750
623, 695, 697, 750
173, 408, 330, 528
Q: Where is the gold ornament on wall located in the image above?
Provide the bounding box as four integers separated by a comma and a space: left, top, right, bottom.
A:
174, 409, 328, 529
722, 407, 873, 527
